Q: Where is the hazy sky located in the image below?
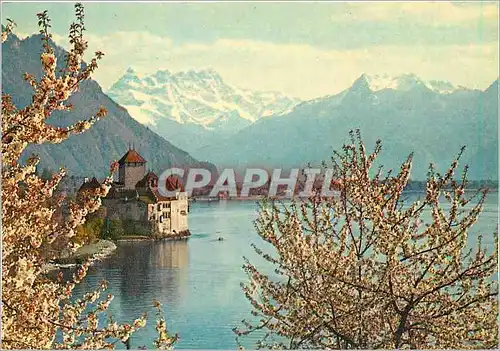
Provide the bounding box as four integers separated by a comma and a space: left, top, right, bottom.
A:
2, 1, 499, 99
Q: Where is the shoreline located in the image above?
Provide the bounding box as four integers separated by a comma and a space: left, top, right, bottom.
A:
42, 231, 192, 272
116, 235, 154, 242
42, 239, 117, 272
117, 230, 191, 242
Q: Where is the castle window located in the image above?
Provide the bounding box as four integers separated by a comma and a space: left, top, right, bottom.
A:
157, 204, 161, 211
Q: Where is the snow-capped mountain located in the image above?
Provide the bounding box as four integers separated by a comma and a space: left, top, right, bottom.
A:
292, 73, 475, 113
108, 70, 294, 118
106, 67, 300, 155
360, 73, 468, 94
196, 73, 497, 180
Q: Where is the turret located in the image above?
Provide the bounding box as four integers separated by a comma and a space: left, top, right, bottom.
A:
118, 147, 147, 189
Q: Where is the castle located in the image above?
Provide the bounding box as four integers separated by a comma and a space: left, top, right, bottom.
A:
79, 148, 189, 238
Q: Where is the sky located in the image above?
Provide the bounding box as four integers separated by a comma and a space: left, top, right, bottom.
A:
2, 1, 499, 100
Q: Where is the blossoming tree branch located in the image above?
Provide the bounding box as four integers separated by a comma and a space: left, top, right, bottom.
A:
1, 4, 176, 349
235, 130, 498, 349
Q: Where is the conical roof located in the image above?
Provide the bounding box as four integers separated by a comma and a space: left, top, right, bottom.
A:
118, 149, 146, 164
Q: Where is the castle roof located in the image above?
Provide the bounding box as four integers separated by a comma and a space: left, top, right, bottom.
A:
136, 175, 184, 202
135, 171, 158, 188
164, 175, 185, 192
150, 188, 178, 202
78, 177, 101, 192
104, 186, 138, 200
118, 149, 146, 164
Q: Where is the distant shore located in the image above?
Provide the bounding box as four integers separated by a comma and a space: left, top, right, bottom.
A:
191, 187, 498, 203
191, 196, 265, 202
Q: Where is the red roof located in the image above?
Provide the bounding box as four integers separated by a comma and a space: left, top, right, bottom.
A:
151, 188, 178, 202
135, 171, 159, 188
165, 175, 185, 192
118, 149, 146, 164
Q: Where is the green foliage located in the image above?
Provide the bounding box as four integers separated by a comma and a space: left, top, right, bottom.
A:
150, 220, 162, 240
122, 218, 150, 236
74, 215, 104, 245
100, 218, 124, 241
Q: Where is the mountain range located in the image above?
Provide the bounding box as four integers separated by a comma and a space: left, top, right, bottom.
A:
194, 73, 498, 180
106, 68, 299, 154
2, 34, 214, 177
3, 33, 497, 181
107, 66, 498, 180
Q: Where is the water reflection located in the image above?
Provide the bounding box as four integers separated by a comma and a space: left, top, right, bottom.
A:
100, 240, 189, 306
151, 240, 189, 269
150, 240, 189, 306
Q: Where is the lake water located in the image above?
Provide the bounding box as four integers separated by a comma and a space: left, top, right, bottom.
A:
74, 193, 498, 349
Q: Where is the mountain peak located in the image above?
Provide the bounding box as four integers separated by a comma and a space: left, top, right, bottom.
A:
122, 67, 141, 80
350, 73, 371, 92
107, 66, 299, 134
361, 73, 424, 92
176, 68, 222, 82
203, 67, 221, 78
126, 67, 137, 75
485, 78, 498, 95
108, 67, 141, 90
153, 69, 172, 81
353, 73, 464, 94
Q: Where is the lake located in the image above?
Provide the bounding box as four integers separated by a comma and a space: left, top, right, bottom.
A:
74, 192, 498, 349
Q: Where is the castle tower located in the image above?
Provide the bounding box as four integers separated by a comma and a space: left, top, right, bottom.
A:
118, 147, 147, 189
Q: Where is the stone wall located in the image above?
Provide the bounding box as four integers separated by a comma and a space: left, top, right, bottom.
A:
103, 195, 189, 237
103, 198, 148, 222
119, 163, 146, 189
103, 198, 151, 235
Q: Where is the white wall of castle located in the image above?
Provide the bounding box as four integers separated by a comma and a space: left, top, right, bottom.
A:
147, 192, 189, 235
171, 192, 189, 233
